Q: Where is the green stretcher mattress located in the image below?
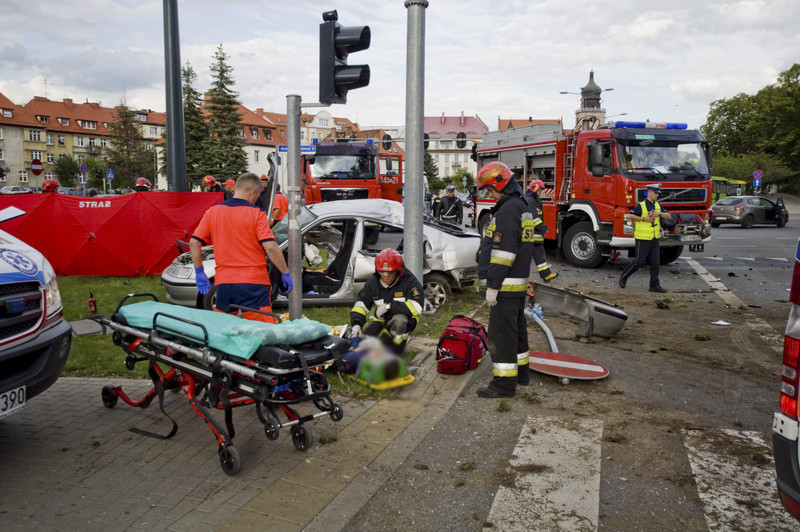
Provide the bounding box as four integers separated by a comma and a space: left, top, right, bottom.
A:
117, 301, 332, 360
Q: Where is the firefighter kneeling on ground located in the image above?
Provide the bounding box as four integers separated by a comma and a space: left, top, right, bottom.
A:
524, 179, 558, 282
349, 249, 424, 354
476, 162, 535, 398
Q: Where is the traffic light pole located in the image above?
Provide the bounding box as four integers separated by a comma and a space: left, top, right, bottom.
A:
163, 0, 187, 192
286, 94, 303, 320
404, 0, 428, 283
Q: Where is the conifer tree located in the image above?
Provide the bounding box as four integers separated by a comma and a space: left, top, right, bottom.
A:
107, 99, 153, 188
182, 62, 210, 187
204, 45, 247, 179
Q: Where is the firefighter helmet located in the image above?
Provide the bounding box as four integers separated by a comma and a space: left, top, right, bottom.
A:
477, 162, 513, 192
134, 177, 151, 191
202, 175, 216, 186
528, 179, 545, 193
374, 248, 404, 275
42, 178, 60, 192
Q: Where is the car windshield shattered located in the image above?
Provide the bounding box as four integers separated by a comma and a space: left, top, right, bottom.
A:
271, 205, 318, 245
618, 142, 710, 179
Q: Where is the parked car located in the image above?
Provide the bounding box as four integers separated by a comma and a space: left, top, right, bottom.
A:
0, 206, 72, 419
161, 199, 481, 314
710, 195, 788, 228
0, 186, 34, 195
773, 232, 800, 522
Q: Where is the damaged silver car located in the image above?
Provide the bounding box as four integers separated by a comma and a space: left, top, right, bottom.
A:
161, 199, 481, 314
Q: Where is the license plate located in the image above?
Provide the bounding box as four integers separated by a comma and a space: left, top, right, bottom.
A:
0, 385, 26, 419
681, 235, 701, 242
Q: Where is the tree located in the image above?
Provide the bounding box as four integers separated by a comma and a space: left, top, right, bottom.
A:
107, 99, 154, 189
753, 64, 800, 166
182, 62, 210, 188
203, 45, 247, 179
53, 155, 80, 187
451, 168, 475, 192
424, 150, 445, 192
700, 93, 759, 156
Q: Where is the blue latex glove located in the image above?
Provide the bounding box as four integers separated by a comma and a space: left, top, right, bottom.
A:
281, 272, 294, 294
195, 267, 210, 295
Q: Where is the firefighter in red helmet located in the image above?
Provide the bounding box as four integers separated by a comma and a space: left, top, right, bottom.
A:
525, 179, 557, 282
42, 178, 60, 193
202, 175, 221, 192
349, 248, 424, 354
134, 177, 151, 192
475, 161, 534, 398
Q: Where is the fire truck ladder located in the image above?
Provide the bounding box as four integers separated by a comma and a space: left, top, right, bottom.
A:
559, 138, 576, 204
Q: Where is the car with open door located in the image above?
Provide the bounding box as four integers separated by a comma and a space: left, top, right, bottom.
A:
161, 199, 481, 314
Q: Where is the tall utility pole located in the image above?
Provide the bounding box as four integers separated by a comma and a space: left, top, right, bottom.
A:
404, 0, 428, 281
286, 95, 303, 320
163, 0, 187, 191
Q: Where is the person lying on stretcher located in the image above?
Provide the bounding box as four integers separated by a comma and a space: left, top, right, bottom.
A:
349, 249, 424, 354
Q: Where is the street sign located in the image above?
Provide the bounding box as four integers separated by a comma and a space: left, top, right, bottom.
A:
107, 169, 114, 180
754, 169, 763, 180
30, 159, 42, 176
80, 163, 87, 174
754, 178, 761, 188
529, 351, 609, 384
278, 145, 316, 153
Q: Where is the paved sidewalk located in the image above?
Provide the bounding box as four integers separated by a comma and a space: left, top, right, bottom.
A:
0, 337, 478, 531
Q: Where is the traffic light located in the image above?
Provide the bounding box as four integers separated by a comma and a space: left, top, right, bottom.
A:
95, 169, 102, 180
0, 168, 5, 180
423, 133, 430, 150
456, 132, 467, 149
381, 134, 392, 151
319, 10, 370, 105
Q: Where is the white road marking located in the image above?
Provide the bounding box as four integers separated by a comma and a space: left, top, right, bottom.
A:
768, 257, 790, 262
684, 429, 797, 530
486, 416, 602, 531
735, 256, 756, 261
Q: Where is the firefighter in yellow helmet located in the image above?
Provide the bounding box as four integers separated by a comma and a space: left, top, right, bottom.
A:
475, 162, 534, 398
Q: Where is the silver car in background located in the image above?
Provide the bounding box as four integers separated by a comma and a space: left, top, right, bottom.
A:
161, 199, 481, 314
710, 195, 789, 228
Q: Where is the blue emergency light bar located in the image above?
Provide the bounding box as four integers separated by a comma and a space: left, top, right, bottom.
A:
614, 121, 688, 130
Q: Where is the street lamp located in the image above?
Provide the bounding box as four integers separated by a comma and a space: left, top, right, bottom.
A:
607, 113, 627, 119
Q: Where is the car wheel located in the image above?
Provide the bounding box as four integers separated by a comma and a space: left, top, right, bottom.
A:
741, 214, 754, 229
423, 273, 452, 315
563, 221, 604, 268
659, 246, 683, 265
202, 284, 217, 310
711, 221, 721, 228
778, 214, 789, 228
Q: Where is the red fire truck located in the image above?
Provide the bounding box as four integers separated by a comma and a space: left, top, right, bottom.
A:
472, 121, 713, 268
300, 140, 403, 204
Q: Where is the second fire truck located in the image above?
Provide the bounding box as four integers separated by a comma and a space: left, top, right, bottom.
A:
472, 121, 713, 268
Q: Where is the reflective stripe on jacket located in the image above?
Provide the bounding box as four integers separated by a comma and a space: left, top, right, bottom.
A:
633, 200, 661, 240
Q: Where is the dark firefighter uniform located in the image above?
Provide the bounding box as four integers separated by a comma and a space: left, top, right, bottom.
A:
350, 270, 424, 353
619, 183, 670, 292
524, 184, 557, 282
477, 170, 535, 397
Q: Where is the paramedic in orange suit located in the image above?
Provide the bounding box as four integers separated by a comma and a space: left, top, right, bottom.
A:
190, 172, 293, 323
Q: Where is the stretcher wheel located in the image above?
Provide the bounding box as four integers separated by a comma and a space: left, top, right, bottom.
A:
264, 420, 280, 441
291, 425, 312, 452
101, 386, 118, 408
330, 404, 344, 421
218, 443, 242, 476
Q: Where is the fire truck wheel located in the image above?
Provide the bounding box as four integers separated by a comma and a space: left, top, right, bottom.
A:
659, 246, 683, 265
563, 221, 604, 268
423, 273, 452, 314
202, 284, 217, 311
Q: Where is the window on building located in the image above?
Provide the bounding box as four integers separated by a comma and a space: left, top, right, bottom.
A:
59, 118, 69, 126
264, 129, 272, 140
319, 119, 329, 127
150, 126, 158, 135
254, 150, 259, 163
29, 130, 42, 142
83, 121, 97, 130
46, 133, 53, 145
3, 110, 12, 118
89, 138, 96, 147
46, 153, 54, 164
440, 140, 451, 149
100, 138, 107, 148
58, 154, 66, 161
135, 113, 146, 121
0, 127, 3, 139
31, 151, 42, 161
77, 155, 85, 162
19, 171, 28, 183
237, 128, 245, 138
144, 142, 152, 150
38, 115, 48, 124
76, 137, 84, 147
444, 153, 450, 163
250, 127, 259, 139
280, 130, 285, 138
58, 135, 65, 146
44, 172, 54, 180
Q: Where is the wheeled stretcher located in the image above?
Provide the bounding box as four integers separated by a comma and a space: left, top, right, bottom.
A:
97, 294, 348, 475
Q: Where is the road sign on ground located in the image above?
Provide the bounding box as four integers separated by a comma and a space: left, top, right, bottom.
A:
529, 351, 609, 383
30, 159, 42, 176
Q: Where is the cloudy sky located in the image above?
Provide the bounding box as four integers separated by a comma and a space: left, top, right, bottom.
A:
1, 0, 797, 130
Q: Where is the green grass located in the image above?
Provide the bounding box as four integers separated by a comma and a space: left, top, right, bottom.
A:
59, 277, 486, 387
